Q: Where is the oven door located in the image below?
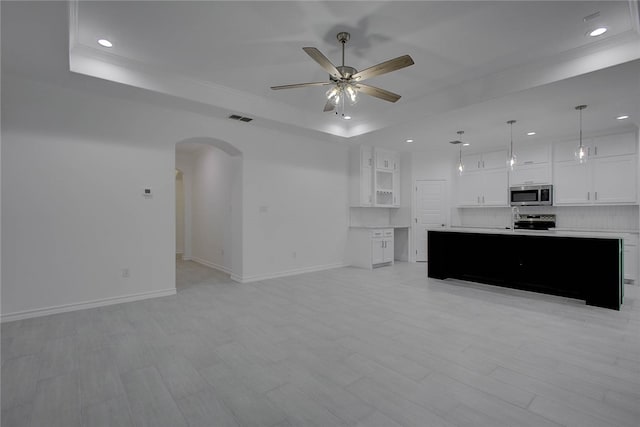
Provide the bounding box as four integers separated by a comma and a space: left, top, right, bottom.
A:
510, 188, 541, 206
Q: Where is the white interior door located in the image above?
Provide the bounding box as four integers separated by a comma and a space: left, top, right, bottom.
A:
414, 180, 447, 262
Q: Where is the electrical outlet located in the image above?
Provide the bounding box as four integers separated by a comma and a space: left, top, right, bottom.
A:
122, 268, 130, 278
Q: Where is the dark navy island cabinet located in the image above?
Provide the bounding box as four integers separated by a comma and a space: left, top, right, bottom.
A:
427, 230, 623, 310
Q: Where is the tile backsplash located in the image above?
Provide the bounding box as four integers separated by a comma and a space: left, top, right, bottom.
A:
457, 205, 639, 231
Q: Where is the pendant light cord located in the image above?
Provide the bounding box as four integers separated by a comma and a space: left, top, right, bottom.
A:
507, 120, 516, 157
575, 105, 587, 149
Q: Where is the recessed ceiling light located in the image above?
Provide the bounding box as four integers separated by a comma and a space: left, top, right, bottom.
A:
405, 139, 414, 143
343, 115, 352, 120
588, 27, 607, 37
97, 38, 113, 48
527, 132, 536, 136
616, 115, 629, 120
463, 143, 470, 146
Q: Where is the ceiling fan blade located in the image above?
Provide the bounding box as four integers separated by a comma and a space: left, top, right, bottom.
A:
271, 82, 331, 90
302, 47, 342, 79
352, 55, 414, 82
356, 84, 401, 103
323, 99, 336, 112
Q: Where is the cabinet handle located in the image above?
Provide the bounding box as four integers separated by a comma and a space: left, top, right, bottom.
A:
595, 191, 598, 200
587, 192, 590, 200
524, 161, 534, 165
482, 160, 485, 168
477, 196, 480, 204
594, 146, 598, 156
478, 161, 480, 168
587, 147, 591, 156
524, 181, 534, 184
482, 195, 485, 203
369, 158, 372, 167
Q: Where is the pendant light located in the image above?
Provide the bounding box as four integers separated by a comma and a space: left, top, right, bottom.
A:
449, 130, 465, 175
507, 120, 517, 171
574, 105, 588, 163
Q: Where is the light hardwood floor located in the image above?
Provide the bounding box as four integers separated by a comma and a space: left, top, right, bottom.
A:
2, 260, 639, 427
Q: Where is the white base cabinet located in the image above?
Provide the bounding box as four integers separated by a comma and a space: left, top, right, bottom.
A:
348, 228, 394, 269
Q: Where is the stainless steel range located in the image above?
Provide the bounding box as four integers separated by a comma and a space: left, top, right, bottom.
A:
513, 214, 556, 230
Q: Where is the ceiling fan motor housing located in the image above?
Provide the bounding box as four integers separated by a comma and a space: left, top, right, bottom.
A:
333, 66, 358, 81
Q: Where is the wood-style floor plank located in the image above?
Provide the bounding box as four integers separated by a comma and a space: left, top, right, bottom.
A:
1, 260, 639, 427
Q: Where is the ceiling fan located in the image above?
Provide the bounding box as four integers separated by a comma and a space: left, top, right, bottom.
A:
271, 32, 414, 113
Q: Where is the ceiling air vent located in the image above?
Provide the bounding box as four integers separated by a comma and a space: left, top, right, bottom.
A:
228, 114, 253, 123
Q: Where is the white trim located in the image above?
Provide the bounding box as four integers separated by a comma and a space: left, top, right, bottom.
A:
191, 257, 232, 275
1, 288, 176, 323
231, 262, 348, 283
629, 0, 640, 36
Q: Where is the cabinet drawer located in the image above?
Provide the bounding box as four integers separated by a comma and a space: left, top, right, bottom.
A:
370, 229, 393, 238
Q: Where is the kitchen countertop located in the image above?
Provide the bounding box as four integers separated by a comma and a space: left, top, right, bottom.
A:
429, 226, 631, 240
349, 225, 410, 229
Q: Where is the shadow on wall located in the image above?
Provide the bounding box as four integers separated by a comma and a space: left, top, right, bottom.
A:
175, 137, 243, 280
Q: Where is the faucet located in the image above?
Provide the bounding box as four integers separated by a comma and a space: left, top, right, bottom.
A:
511, 206, 520, 230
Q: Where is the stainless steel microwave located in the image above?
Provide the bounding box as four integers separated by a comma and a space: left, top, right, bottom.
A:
510, 185, 553, 206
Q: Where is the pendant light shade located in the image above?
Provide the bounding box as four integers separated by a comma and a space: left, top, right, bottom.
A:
574, 105, 588, 164
507, 120, 517, 171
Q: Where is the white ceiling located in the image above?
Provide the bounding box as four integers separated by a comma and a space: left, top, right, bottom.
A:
4, 1, 640, 151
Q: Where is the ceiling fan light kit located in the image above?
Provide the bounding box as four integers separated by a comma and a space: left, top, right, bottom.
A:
271, 31, 414, 116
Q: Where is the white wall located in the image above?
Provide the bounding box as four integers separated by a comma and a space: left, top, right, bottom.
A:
175, 171, 185, 255
1, 73, 350, 320
189, 145, 235, 272
239, 137, 349, 280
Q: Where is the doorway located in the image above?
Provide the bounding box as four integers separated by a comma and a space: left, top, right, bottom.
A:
413, 180, 448, 262
174, 137, 243, 285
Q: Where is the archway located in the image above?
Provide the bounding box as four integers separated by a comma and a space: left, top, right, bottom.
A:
174, 137, 243, 282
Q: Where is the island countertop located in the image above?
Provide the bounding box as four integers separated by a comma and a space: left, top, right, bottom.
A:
428, 226, 630, 240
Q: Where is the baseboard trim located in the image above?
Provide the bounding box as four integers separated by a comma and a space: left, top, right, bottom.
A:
191, 257, 233, 275
1, 288, 177, 323
232, 262, 348, 283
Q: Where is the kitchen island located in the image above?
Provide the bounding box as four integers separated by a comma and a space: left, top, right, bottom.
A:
427, 228, 623, 310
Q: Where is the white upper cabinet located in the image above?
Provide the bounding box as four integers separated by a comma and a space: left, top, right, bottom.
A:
350, 146, 401, 208
592, 155, 637, 204
462, 150, 506, 171
553, 161, 591, 204
553, 139, 591, 162
349, 146, 373, 207
481, 150, 508, 170
590, 132, 636, 158
510, 144, 552, 185
375, 149, 397, 171
458, 150, 508, 206
554, 132, 636, 162
553, 131, 638, 206
461, 153, 483, 172
515, 144, 551, 165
